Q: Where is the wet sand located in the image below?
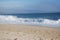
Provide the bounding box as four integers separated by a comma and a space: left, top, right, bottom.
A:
0, 24, 60, 40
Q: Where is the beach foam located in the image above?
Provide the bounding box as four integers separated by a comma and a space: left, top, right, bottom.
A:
0, 15, 60, 27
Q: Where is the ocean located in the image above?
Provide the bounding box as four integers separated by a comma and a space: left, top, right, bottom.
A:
0, 13, 60, 27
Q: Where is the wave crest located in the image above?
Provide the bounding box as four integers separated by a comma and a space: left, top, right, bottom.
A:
0, 15, 60, 27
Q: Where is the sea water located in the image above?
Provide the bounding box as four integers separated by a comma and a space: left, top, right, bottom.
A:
0, 13, 60, 27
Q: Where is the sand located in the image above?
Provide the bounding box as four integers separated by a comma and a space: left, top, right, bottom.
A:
0, 24, 60, 40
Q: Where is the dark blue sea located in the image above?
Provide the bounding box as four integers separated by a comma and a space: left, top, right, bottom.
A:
0, 13, 60, 27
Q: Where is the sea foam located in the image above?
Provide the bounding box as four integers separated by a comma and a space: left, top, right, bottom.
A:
0, 15, 60, 27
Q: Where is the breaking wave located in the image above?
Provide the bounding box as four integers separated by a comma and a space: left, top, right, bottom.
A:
0, 15, 60, 27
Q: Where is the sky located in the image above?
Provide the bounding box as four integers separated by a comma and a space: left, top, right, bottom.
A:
0, 0, 60, 14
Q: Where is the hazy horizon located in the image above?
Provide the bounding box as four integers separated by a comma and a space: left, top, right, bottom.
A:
0, 0, 60, 14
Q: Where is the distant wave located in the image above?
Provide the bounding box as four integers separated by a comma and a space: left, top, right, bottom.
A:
0, 15, 60, 27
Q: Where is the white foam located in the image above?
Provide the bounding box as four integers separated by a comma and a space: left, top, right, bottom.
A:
0, 15, 60, 27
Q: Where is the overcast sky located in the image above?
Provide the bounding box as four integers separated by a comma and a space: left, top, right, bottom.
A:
0, 0, 60, 14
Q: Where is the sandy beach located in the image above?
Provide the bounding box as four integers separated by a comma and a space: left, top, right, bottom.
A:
0, 24, 60, 40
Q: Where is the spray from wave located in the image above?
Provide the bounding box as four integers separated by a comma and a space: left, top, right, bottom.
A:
0, 15, 60, 27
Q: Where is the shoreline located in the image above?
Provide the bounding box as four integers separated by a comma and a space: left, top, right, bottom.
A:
0, 24, 60, 28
